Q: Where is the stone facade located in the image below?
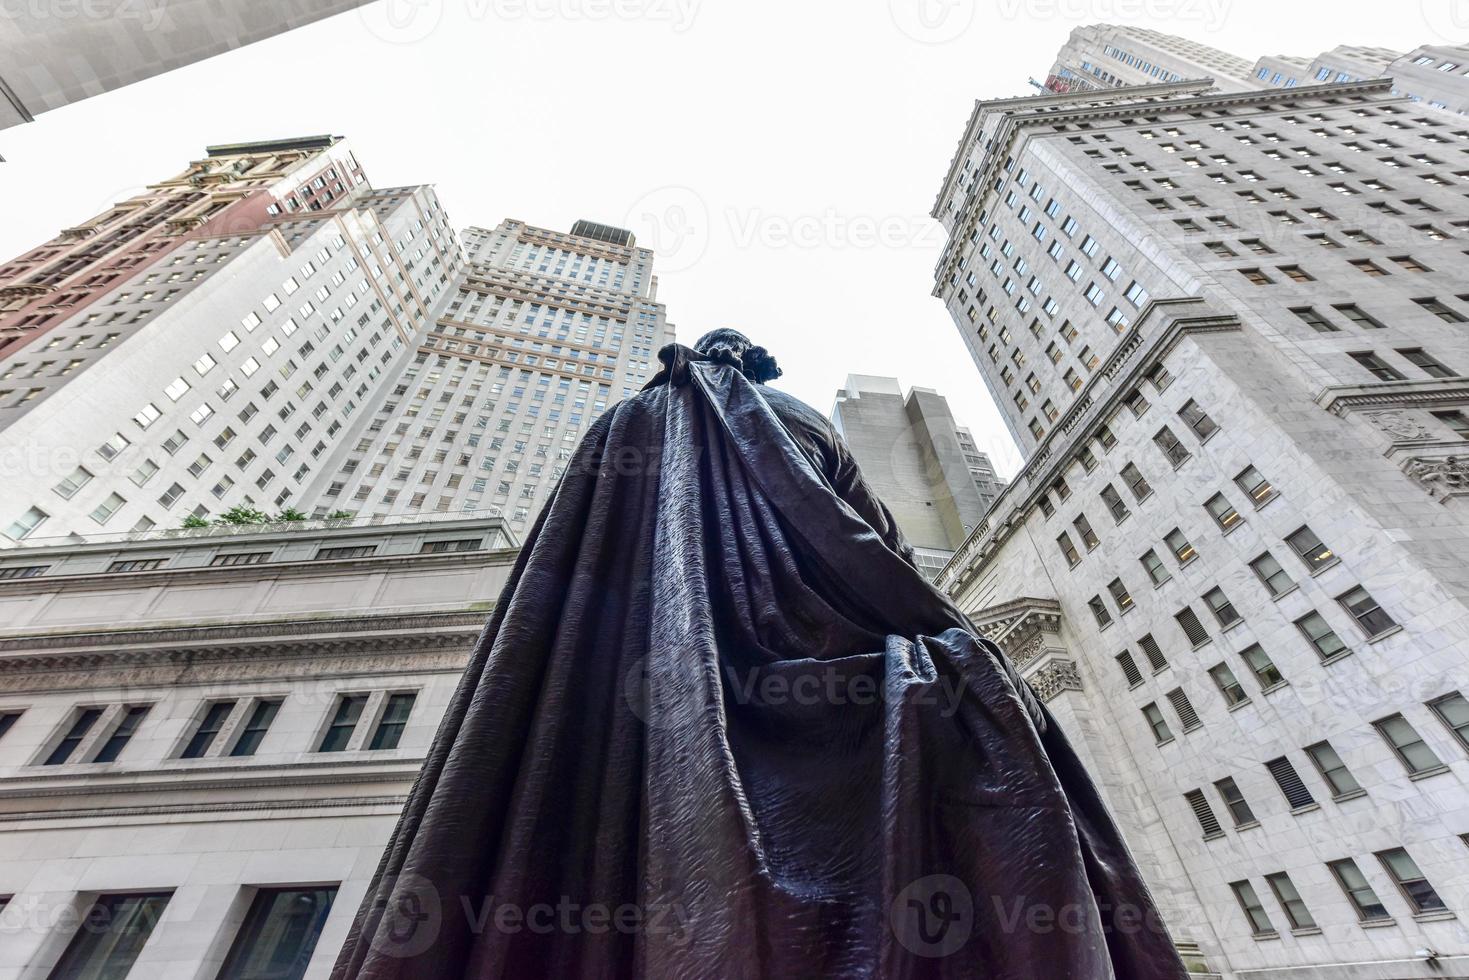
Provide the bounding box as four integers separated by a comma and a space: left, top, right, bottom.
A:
0, 513, 517, 980
932, 72, 1469, 978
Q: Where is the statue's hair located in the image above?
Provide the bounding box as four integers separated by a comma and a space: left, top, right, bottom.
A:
693, 328, 782, 384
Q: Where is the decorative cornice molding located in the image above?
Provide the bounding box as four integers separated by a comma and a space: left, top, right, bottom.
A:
0, 756, 423, 800
1316, 379, 1469, 415
0, 795, 409, 824
1026, 659, 1083, 703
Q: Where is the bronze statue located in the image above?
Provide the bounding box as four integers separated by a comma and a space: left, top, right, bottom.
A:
331, 329, 1186, 979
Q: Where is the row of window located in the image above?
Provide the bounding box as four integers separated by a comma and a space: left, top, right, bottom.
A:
0, 690, 417, 767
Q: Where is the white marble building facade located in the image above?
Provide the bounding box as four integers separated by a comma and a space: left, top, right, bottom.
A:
932, 75, 1469, 978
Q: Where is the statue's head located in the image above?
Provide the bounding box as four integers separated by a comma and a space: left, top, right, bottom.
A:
693, 328, 782, 384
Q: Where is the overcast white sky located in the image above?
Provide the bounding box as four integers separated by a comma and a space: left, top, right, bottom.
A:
0, 0, 1455, 477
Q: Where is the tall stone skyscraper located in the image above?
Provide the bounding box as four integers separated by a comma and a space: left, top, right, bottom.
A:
0, 137, 461, 543
0, 0, 375, 130
1046, 23, 1469, 115
932, 64, 1469, 979
830, 374, 1004, 574
300, 218, 676, 539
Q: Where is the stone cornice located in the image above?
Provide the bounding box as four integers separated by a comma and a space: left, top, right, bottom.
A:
0, 755, 423, 800
1315, 378, 1469, 415
0, 795, 409, 824
966, 596, 1063, 655
938, 304, 1241, 595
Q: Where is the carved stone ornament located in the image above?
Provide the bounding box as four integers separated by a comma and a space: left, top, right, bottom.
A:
1364, 410, 1432, 442
1404, 455, 1469, 502
1027, 659, 1083, 702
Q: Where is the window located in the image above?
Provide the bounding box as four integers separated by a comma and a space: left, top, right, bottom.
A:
1073, 514, 1099, 550
230, 699, 281, 756
1337, 586, 1397, 638
1374, 713, 1444, 775
368, 692, 416, 750
1265, 756, 1316, 809
1349, 351, 1406, 381
1143, 702, 1173, 743
1285, 526, 1335, 570
319, 694, 368, 752
1295, 611, 1348, 661
93, 705, 151, 763
53, 466, 93, 499
1210, 663, 1249, 706
1238, 644, 1283, 689
1056, 533, 1079, 566
1329, 858, 1390, 921
1184, 788, 1222, 837
107, 558, 166, 573
420, 538, 482, 554
1166, 687, 1201, 730
1138, 634, 1167, 672
1397, 347, 1457, 378
1289, 306, 1338, 332
1433, 409, 1469, 440
1204, 493, 1241, 532
1100, 484, 1129, 523
47, 893, 173, 980
1088, 594, 1114, 629
1107, 577, 1134, 614
1305, 740, 1363, 798
1414, 297, 1466, 323
1178, 400, 1217, 440
1230, 881, 1274, 935
181, 700, 236, 758
315, 545, 376, 561
89, 492, 126, 526
1174, 606, 1208, 648
1214, 776, 1256, 825
1234, 466, 1275, 507
4, 506, 48, 541
1165, 528, 1196, 565
1121, 462, 1152, 501
216, 887, 338, 980
1428, 691, 1469, 752
1140, 549, 1170, 586
1115, 650, 1143, 687
1376, 847, 1446, 913
1153, 426, 1190, 467
1248, 553, 1294, 599
1203, 587, 1242, 629
1265, 872, 1317, 931
211, 552, 270, 566
44, 707, 103, 765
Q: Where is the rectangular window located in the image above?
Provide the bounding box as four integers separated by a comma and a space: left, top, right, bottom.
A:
1175, 606, 1210, 646
88, 492, 126, 526
4, 506, 48, 541
1205, 492, 1242, 531
1305, 740, 1363, 798
44, 707, 104, 765
1115, 650, 1143, 687
1349, 351, 1406, 381
1230, 880, 1274, 935
1265, 872, 1317, 930
216, 886, 338, 980
318, 694, 368, 752
1397, 347, 1457, 378
1374, 713, 1444, 774
1285, 526, 1335, 570
230, 699, 281, 757
1057, 532, 1080, 566
1428, 691, 1469, 751
1166, 687, 1201, 730
1143, 702, 1173, 743
1214, 775, 1256, 825
1100, 484, 1129, 523
1138, 634, 1167, 672
1337, 586, 1397, 638
1376, 847, 1445, 913
1107, 577, 1134, 614
1334, 303, 1387, 330
1239, 644, 1283, 689
1185, 788, 1222, 837
1121, 462, 1152, 501
1210, 663, 1249, 706
1233, 465, 1276, 507
1204, 587, 1242, 628
1073, 514, 1100, 550
1178, 399, 1218, 439
92, 705, 151, 763
368, 692, 416, 750
1295, 611, 1348, 661
1153, 426, 1191, 467
52, 466, 93, 499
1250, 553, 1294, 597
47, 893, 173, 980
181, 700, 237, 759
1088, 595, 1113, 629
1329, 858, 1390, 921
1140, 549, 1170, 586
1265, 756, 1316, 809
1289, 306, 1338, 332
1165, 528, 1196, 565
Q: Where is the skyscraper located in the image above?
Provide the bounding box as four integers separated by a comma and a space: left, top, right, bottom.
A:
932, 68, 1469, 978
0, 137, 460, 543
830, 374, 1004, 574
302, 218, 676, 539
1046, 24, 1469, 116
0, 0, 376, 130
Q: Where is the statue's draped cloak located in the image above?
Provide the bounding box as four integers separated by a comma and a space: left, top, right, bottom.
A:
330, 345, 1187, 980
